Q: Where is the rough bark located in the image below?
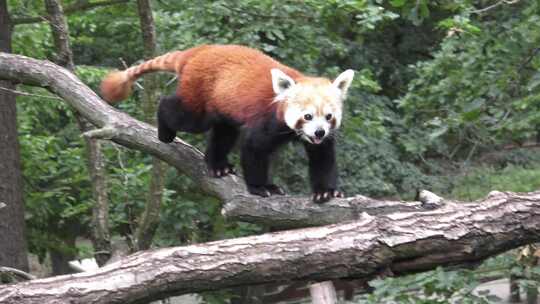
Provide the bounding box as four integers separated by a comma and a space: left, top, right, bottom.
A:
222, 192, 433, 229
134, 0, 166, 251
0, 0, 29, 273
0, 190, 539, 304
44, 0, 74, 71
44, 0, 112, 267
86, 136, 111, 265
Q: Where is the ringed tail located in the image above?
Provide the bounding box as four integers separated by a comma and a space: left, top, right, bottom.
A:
100, 50, 187, 103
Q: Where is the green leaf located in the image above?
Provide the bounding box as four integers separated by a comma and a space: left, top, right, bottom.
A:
463, 98, 485, 113
389, 0, 406, 7
429, 125, 449, 141
527, 72, 540, 91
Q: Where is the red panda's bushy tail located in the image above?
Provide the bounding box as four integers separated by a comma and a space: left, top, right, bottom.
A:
100, 50, 191, 103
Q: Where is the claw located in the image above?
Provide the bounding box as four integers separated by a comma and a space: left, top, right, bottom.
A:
313, 189, 343, 203
208, 163, 235, 178
266, 184, 285, 195
313, 193, 325, 204
333, 190, 344, 198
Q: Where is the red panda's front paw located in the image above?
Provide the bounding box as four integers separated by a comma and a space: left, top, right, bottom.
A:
209, 164, 236, 178
312, 190, 344, 204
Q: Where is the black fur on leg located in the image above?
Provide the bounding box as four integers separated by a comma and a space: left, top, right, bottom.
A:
205, 122, 239, 177
157, 94, 214, 143
241, 141, 271, 195
304, 137, 341, 203
157, 95, 180, 143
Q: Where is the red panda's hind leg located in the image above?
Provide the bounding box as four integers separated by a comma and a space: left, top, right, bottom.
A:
157, 99, 177, 143
157, 95, 212, 143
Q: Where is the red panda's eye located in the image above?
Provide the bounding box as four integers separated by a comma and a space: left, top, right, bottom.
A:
304, 114, 313, 121
325, 114, 333, 121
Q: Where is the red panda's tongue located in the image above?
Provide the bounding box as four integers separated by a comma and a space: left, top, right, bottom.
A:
313, 138, 323, 145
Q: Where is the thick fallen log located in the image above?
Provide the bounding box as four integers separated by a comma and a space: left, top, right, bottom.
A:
1, 190, 539, 304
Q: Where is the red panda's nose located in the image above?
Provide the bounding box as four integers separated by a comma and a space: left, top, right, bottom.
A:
315, 129, 325, 139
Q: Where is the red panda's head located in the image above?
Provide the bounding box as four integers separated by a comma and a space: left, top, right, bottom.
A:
271, 69, 354, 144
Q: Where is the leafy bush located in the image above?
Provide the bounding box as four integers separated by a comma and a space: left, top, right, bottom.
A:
356, 267, 498, 304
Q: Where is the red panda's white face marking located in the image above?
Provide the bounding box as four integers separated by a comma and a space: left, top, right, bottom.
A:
271, 69, 354, 144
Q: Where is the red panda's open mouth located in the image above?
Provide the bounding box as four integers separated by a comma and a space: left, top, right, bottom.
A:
302, 135, 324, 145
312, 137, 323, 144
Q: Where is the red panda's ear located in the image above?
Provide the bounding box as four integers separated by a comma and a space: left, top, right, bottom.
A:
271, 68, 296, 96
333, 69, 355, 97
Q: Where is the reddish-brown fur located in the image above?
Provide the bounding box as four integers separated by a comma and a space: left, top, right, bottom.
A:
100, 45, 307, 124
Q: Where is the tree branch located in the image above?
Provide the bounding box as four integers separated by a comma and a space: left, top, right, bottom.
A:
11, 0, 131, 25
222, 193, 428, 229
469, 0, 519, 15
0, 266, 36, 281
0, 190, 539, 303
0, 52, 244, 201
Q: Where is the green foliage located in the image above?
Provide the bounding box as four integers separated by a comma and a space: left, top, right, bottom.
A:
16, 88, 91, 260
452, 163, 540, 201
399, 1, 540, 159
357, 267, 497, 304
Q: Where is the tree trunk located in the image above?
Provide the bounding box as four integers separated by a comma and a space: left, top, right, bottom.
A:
44, 0, 74, 71
509, 274, 521, 302
0, 0, 29, 274
134, 0, 165, 251
44, 0, 112, 266
0, 190, 539, 304
86, 136, 111, 266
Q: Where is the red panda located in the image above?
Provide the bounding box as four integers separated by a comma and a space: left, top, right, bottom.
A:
100, 44, 354, 203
